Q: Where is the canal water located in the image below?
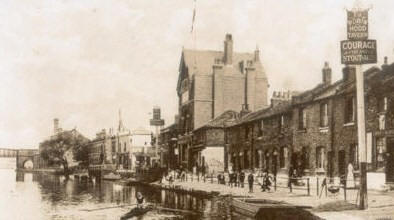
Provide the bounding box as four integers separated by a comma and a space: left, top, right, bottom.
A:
0, 158, 319, 220
0, 158, 251, 220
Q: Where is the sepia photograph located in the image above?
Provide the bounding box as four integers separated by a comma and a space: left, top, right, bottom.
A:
1, 0, 394, 219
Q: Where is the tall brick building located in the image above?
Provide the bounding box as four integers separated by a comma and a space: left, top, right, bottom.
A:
175, 34, 269, 170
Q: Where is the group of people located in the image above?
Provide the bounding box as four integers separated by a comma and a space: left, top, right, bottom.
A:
247, 170, 274, 193
217, 170, 246, 188
216, 169, 275, 193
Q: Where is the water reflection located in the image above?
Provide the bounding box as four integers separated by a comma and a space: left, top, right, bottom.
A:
6, 171, 251, 220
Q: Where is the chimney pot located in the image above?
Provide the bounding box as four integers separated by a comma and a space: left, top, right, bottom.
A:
54, 118, 59, 134
254, 45, 260, 62
322, 61, 332, 85
343, 65, 356, 82
224, 34, 233, 65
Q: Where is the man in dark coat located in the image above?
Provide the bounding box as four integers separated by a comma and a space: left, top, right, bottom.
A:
248, 171, 254, 193
239, 171, 245, 188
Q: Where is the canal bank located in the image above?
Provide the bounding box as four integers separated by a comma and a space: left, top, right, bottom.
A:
146, 175, 394, 220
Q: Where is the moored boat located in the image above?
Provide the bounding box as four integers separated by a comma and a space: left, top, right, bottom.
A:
134, 166, 164, 183
103, 172, 121, 181
231, 198, 311, 218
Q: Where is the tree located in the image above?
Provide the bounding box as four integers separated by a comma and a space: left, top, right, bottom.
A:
40, 130, 89, 178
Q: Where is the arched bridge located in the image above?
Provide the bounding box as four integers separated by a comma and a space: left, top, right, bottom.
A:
15, 149, 39, 169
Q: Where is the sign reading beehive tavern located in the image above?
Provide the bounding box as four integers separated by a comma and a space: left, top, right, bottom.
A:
341, 9, 377, 65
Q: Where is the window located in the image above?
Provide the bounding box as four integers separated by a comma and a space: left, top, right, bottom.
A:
349, 144, 359, 170
376, 138, 386, 171
258, 120, 264, 136
245, 126, 249, 140
111, 141, 116, 152
379, 114, 386, 130
280, 146, 288, 168
279, 115, 285, 131
378, 97, 388, 113
299, 108, 307, 129
123, 142, 126, 152
344, 96, 355, 124
320, 103, 329, 127
316, 147, 325, 169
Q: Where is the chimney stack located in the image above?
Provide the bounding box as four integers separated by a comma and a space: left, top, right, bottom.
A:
343, 65, 356, 82
224, 34, 233, 65
382, 56, 389, 70
254, 45, 260, 62
54, 118, 59, 134
240, 104, 250, 117
322, 62, 332, 85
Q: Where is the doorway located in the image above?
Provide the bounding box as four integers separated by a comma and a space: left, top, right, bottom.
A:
386, 138, 394, 182
338, 150, 346, 178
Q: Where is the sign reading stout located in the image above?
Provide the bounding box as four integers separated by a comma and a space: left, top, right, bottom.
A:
347, 10, 368, 40
341, 9, 377, 65
341, 40, 377, 64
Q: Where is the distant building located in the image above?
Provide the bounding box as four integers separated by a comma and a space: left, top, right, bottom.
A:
88, 110, 133, 172
38, 118, 89, 169
130, 128, 154, 168
87, 129, 116, 172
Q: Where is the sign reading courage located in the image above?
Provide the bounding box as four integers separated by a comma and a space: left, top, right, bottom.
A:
341, 9, 377, 65
341, 40, 377, 64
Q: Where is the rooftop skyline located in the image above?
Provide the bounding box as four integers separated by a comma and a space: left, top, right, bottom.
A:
1, 0, 393, 148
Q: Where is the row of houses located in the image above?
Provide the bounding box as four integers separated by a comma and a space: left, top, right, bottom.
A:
159, 33, 394, 188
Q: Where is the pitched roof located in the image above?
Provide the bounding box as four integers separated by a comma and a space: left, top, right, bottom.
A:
236, 101, 292, 125
182, 49, 266, 76
292, 66, 380, 105
177, 48, 267, 93
194, 110, 240, 130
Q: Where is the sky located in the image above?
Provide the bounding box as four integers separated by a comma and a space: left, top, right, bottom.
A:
1, 0, 394, 148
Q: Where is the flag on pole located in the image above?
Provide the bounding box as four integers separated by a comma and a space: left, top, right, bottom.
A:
191, 0, 196, 33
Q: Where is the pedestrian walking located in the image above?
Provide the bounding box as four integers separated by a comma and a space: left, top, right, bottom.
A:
234, 172, 238, 187
288, 165, 293, 188
239, 171, 245, 188
248, 171, 254, 193
262, 171, 273, 192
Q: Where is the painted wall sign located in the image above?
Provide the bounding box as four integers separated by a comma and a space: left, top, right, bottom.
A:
341, 40, 377, 64
347, 10, 368, 40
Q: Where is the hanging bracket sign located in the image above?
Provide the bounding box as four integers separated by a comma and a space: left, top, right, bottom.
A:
341, 9, 377, 65
341, 40, 377, 64
347, 10, 368, 40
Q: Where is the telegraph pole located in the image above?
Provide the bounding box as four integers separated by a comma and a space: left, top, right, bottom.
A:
340, 0, 377, 210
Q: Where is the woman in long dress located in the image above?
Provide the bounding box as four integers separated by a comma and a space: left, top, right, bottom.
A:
346, 163, 355, 188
